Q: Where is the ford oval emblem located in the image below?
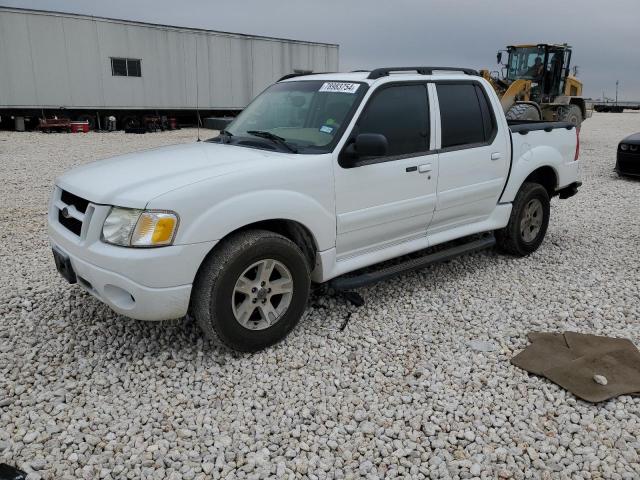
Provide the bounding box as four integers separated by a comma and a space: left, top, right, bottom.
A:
61, 207, 71, 219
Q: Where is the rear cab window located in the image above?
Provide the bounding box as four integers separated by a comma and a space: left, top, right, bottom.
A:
436, 83, 497, 149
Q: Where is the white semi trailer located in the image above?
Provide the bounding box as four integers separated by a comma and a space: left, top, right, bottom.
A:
0, 7, 338, 130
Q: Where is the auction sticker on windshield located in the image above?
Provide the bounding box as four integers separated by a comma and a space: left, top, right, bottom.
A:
319, 82, 360, 94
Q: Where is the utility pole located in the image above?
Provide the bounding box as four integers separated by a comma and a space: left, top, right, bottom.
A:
615, 80, 619, 105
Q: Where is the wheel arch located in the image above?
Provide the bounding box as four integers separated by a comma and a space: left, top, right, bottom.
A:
501, 158, 561, 204
523, 166, 558, 198
234, 219, 318, 269
195, 218, 320, 279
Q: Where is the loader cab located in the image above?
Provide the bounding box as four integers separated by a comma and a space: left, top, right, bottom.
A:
505, 44, 572, 102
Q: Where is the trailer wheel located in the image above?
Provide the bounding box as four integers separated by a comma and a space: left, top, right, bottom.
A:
122, 116, 140, 130
506, 104, 541, 121
557, 104, 582, 127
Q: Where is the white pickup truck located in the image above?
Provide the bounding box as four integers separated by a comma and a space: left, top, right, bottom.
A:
49, 67, 581, 351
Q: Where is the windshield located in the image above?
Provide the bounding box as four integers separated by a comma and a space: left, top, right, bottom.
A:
507, 46, 546, 82
222, 80, 366, 153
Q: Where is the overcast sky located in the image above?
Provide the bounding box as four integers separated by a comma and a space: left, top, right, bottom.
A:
3, 0, 640, 100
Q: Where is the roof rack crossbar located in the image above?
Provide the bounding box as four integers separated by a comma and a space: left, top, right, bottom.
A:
366, 66, 479, 79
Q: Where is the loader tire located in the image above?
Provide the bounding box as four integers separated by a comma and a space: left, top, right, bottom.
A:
557, 104, 583, 128
505, 104, 541, 121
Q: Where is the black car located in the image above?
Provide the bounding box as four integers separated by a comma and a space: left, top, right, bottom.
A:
616, 133, 640, 177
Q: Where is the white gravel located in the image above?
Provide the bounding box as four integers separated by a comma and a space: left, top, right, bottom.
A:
1, 115, 640, 479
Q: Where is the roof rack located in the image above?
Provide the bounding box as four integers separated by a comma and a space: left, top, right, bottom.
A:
277, 71, 334, 82
365, 66, 479, 80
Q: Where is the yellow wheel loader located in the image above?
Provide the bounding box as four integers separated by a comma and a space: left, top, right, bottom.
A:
481, 44, 591, 127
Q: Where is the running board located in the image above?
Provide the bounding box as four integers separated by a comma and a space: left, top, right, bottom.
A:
329, 235, 496, 291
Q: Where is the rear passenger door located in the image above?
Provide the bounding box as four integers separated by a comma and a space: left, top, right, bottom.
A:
428, 82, 509, 234
333, 83, 437, 259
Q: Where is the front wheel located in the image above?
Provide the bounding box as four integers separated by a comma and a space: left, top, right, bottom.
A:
192, 230, 311, 352
496, 182, 550, 256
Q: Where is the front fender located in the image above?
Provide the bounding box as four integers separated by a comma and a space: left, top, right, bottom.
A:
152, 189, 336, 250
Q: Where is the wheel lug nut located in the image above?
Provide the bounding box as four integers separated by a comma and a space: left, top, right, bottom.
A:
261, 281, 265, 286
252, 299, 257, 303
251, 287, 257, 293
267, 288, 272, 293
262, 299, 266, 303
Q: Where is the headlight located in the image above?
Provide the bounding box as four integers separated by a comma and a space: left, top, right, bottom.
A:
102, 207, 179, 247
620, 143, 629, 151
631, 145, 638, 152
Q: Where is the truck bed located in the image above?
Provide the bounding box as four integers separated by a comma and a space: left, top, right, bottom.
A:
500, 120, 579, 204
507, 120, 575, 134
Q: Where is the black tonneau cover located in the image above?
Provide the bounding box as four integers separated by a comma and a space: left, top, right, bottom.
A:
508, 120, 575, 135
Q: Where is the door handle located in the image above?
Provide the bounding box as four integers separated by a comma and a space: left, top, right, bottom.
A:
418, 164, 432, 173
491, 152, 502, 161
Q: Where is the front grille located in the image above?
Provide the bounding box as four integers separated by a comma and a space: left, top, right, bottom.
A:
58, 210, 82, 235
617, 152, 640, 175
55, 189, 91, 237
60, 189, 89, 213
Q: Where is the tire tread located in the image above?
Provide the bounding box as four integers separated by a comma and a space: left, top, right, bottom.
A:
191, 229, 309, 351
496, 182, 550, 256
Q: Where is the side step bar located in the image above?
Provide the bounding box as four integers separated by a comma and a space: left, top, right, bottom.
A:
329, 235, 496, 291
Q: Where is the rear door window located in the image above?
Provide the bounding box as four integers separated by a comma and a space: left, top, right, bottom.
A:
437, 83, 495, 148
356, 84, 429, 157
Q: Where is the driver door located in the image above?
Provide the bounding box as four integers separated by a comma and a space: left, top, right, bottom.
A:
333, 83, 438, 259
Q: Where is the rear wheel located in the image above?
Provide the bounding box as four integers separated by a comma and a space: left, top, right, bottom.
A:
192, 230, 311, 352
496, 182, 550, 256
506, 103, 541, 121
557, 104, 583, 128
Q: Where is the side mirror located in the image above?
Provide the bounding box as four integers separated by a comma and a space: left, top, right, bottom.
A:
345, 133, 388, 163
497, 51, 503, 64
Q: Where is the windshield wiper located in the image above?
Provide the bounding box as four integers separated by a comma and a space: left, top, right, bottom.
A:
246, 130, 298, 153
219, 129, 233, 144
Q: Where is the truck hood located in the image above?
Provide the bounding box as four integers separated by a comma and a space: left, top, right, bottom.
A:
56, 142, 282, 208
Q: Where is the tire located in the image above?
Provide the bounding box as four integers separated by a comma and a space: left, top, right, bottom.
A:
505, 104, 541, 121
122, 116, 140, 130
192, 230, 311, 352
556, 104, 583, 128
496, 182, 550, 256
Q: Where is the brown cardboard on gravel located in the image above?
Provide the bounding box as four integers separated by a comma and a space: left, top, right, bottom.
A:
543, 348, 640, 403
511, 331, 640, 403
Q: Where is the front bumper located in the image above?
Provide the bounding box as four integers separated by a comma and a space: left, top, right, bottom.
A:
616, 151, 640, 177
48, 186, 217, 321
50, 240, 193, 320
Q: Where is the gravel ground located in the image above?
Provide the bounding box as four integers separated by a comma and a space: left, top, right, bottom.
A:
1, 115, 639, 479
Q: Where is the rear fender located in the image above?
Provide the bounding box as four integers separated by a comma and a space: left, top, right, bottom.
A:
500, 144, 563, 203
